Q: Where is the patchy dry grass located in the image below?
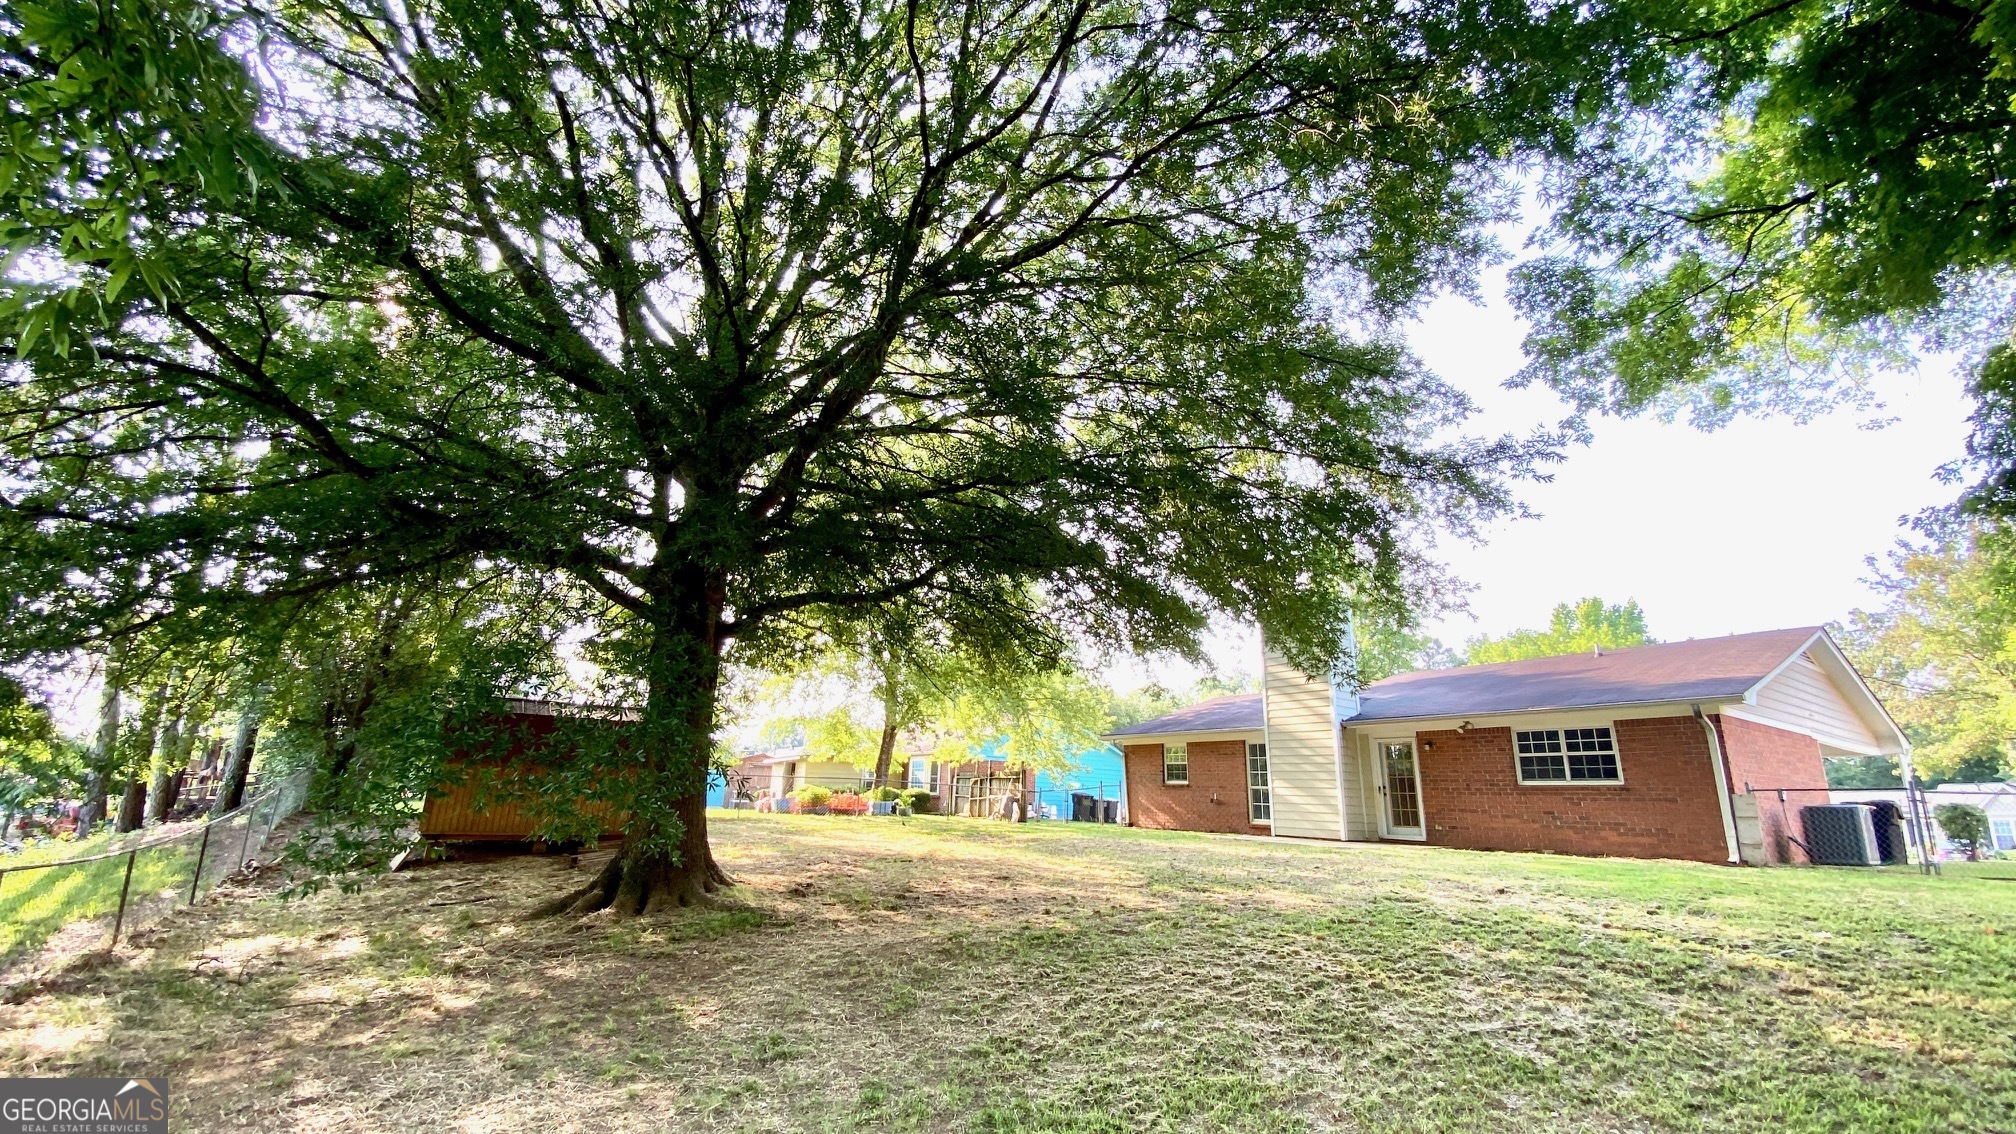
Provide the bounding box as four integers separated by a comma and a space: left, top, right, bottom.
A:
2, 813, 2014, 1132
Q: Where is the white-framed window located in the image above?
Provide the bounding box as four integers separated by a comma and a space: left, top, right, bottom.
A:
1247, 742, 1272, 822
1163, 743, 1189, 785
1994, 818, 2016, 852
1515, 727, 1621, 784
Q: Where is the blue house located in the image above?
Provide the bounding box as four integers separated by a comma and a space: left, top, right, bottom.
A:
1028, 744, 1126, 820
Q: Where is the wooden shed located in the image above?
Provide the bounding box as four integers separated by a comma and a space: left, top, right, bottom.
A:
418, 699, 631, 841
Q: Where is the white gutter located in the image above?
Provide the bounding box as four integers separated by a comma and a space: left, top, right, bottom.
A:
1692, 703, 1742, 864
1331, 722, 1351, 842
1098, 726, 1261, 743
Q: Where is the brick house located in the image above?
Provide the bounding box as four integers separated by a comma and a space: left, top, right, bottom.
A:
1108, 628, 1913, 864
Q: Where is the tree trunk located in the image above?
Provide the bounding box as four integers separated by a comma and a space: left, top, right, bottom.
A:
872, 718, 899, 790
871, 658, 901, 789
536, 793, 732, 918
160, 767, 183, 815
77, 770, 109, 838
144, 713, 181, 825
115, 778, 146, 832
77, 678, 122, 837
211, 713, 257, 817
161, 718, 200, 814
532, 607, 732, 918
113, 687, 165, 833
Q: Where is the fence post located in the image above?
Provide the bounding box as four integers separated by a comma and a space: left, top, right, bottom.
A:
1910, 781, 1942, 876
261, 792, 281, 850
238, 797, 259, 870
109, 849, 137, 950
188, 822, 213, 904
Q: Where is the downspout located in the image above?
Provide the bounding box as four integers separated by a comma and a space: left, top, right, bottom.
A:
1332, 724, 1351, 842
1692, 704, 1742, 864
1116, 737, 1133, 827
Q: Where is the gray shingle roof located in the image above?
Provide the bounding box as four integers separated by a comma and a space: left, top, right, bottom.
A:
1107, 693, 1263, 737
1105, 628, 1826, 736
1350, 627, 1823, 722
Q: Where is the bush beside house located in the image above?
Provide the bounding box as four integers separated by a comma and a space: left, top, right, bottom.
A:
1936, 803, 1991, 860
790, 785, 834, 814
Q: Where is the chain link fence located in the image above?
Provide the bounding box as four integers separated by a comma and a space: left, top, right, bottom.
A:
0, 770, 312, 968
1827, 783, 2016, 871
1734, 781, 2016, 875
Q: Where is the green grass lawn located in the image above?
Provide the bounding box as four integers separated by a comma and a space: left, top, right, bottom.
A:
2, 813, 2011, 1132
0, 832, 195, 960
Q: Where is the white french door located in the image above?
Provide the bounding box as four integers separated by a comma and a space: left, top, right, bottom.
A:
1375, 739, 1426, 841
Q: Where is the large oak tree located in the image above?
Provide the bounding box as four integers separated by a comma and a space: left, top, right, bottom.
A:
3, 0, 1605, 911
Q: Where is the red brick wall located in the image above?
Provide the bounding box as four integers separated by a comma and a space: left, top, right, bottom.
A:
1717, 714, 1828, 864
1409, 716, 1730, 863
1123, 740, 1269, 835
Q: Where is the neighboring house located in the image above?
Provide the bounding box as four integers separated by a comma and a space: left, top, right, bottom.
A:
710, 756, 775, 808
1107, 627, 1911, 864
740, 746, 872, 799
1031, 745, 1127, 821
1832, 782, 2016, 857
905, 742, 1126, 820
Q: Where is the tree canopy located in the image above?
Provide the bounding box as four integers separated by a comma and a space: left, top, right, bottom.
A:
753, 614, 1111, 785
3, 0, 1632, 909
0, 674, 82, 825
1512, 0, 2016, 511
1842, 519, 2016, 781
1462, 597, 1654, 665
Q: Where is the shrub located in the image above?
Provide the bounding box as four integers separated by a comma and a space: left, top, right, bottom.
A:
1936, 803, 1992, 860
865, 785, 902, 802
828, 791, 870, 815
790, 785, 834, 810
898, 789, 935, 814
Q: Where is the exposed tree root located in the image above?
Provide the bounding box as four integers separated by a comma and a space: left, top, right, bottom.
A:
530, 850, 734, 920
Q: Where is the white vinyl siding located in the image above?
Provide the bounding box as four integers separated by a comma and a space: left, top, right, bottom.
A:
1748, 652, 1884, 752
1342, 738, 1379, 839
1261, 646, 1346, 839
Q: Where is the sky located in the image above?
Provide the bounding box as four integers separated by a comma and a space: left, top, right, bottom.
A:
1099, 261, 1977, 694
